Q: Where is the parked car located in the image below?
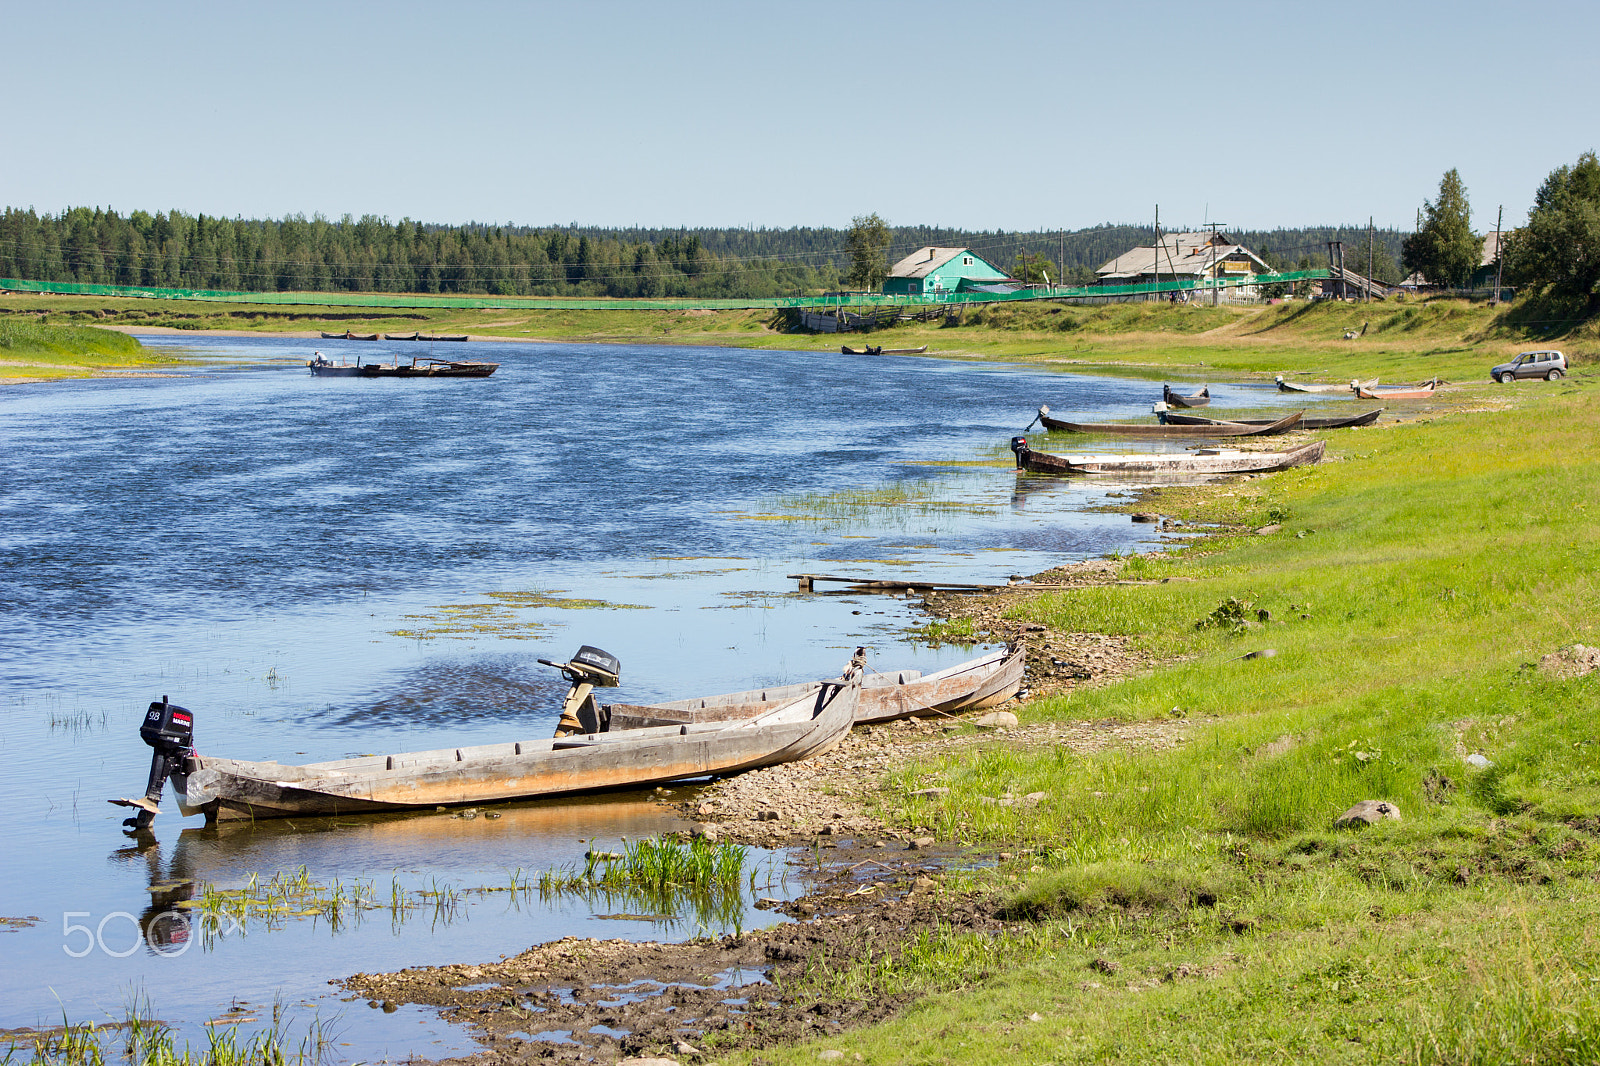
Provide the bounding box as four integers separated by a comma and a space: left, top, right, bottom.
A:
1492, 350, 1567, 382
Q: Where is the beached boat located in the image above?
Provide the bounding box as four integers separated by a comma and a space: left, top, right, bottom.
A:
1035, 405, 1302, 438
384, 332, 420, 341
1276, 375, 1377, 393
1163, 384, 1211, 408
165, 673, 859, 823
360, 357, 499, 378
1011, 436, 1325, 477
1355, 379, 1438, 400
418, 334, 469, 342
603, 644, 1024, 731
319, 331, 380, 340
1162, 409, 1383, 430
841, 345, 929, 355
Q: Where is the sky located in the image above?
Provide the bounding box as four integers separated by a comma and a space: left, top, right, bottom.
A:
4, 0, 1596, 236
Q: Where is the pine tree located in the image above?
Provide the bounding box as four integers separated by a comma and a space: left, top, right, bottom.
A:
1402, 169, 1479, 288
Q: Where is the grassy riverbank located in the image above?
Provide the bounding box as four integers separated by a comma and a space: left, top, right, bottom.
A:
719, 376, 1600, 1064
0, 317, 153, 379
3, 291, 1593, 386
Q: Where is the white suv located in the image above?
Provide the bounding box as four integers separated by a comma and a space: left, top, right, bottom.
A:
1492, 350, 1567, 382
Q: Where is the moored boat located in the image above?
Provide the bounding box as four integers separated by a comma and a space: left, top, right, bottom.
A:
418, 334, 469, 342
1035, 405, 1302, 438
359, 356, 499, 378
603, 644, 1024, 730
384, 332, 420, 341
113, 649, 861, 825
1355, 379, 1439, 400
1276, 375, 1377, 393
1162, 409, 1383, 430
1162, 384, 1211, 408
307, 352, 362, 377
319, 331, 380, 340
1010, 435, 1325, 477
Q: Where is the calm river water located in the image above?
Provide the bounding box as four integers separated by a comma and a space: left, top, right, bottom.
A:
0, 335, 1294, 1059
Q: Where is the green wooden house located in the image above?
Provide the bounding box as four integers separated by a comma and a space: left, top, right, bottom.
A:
883, 247, 1010, 296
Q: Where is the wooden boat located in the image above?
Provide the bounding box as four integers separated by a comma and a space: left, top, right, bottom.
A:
841, 345, 928, 355
319, 331, 380, 340
418, 334, 469, 342
1276, 375, 1377, 393
1162, 409, 1383, 430
1355, 379, 1438, 400
171, 677, 860, 823
1035, 405, 1302, 438
384, 332, 420, 341
1012, 436, 1325, 477
307, 354, 363, 377
359, 357, 499, 378
603, 644, 1024, 731
1163, 384, 1211, 408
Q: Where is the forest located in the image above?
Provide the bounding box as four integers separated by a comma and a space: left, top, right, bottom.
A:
0, 207, 1408, 299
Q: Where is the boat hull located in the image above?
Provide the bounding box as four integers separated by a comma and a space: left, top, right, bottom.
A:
605, 645, 1024, 730
1162, 386, 1211, 408
1038, 407, 1301, 437
174, 679, 858, 823
1162, 410, 1382, 430
1016, 439, 1326, 477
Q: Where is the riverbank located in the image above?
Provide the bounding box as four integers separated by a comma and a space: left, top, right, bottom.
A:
348, 372, 1600, 1065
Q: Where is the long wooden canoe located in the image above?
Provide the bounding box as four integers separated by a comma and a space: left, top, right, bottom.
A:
1276, 376, 1378, 393
1163, 384, 1211, 408
1162, 409, 1382, 430
1014, 439, 1325, 477
1036, 405, 1302, 438
319, 331, 380, 341
1355, 379, 1438, 400
604, 645, 1024, 731
173, 678, 859, 823
841, 345, 929, 355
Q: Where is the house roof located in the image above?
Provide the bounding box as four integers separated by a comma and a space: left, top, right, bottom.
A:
889, 246, 988, 280
1479, 231, 1506, 267
1096, 232, 1268, 279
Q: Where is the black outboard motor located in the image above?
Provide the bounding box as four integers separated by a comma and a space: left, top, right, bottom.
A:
111, 696, 194, 832
538, 646, 622, 737
1010, 435, 1030, 469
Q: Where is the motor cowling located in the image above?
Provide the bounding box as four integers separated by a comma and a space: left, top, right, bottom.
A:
1010, 435, 1029, 468
141, 698, 194, 752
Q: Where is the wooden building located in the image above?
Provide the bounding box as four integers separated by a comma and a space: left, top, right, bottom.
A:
883, 247, 1011, 296
1095, 232, 1270, 301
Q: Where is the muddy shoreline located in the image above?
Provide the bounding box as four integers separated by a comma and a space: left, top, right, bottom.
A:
346, 556, 1194, 1063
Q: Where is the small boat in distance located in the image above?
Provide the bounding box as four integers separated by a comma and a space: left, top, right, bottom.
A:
384, 332, 420, 341
841, 345, 929, 355
1034, 405, 1302, 438
1011, 435, 1325, 477
418, 334, 469, 342
1163, 384, 1211, 408
1162, 409, 1383, 430
359, 356, 499, 378
319, 331, 380, 340
1355, 379, 1438, 400
603, 644, 1024, 730
1277, 375, 1378, 393
307, 352, 362, 377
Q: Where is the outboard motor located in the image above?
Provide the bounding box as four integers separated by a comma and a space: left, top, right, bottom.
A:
538, 646, 621, 737
1010, 435, 1030, 469
110, 696, 194, 832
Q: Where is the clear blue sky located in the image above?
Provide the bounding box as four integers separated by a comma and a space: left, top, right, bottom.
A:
5, 0, 1595, 235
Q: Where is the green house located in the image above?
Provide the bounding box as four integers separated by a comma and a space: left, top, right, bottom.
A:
883, 247, 1010, 296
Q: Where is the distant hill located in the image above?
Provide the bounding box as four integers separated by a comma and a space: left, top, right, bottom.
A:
0, 206, 1408, 298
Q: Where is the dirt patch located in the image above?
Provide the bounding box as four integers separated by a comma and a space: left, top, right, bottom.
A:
342, 856, 999, 1064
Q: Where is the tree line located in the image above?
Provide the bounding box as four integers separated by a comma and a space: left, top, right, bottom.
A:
1, 206, 1413, 299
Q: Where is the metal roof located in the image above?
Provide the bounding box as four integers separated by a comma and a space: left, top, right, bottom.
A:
1096, 233, 1269, 279
889, 247, 983, 280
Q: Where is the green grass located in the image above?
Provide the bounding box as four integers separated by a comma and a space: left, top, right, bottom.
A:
535, 835, 753, 933
0, 317, 150, 377
717, 374, 1600, 1066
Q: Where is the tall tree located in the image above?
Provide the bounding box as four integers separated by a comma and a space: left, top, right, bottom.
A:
1402, 169, 1479, 287
845, 213, 891, 291
1011, 251, 1057, 284
1504, 151, 1600, 310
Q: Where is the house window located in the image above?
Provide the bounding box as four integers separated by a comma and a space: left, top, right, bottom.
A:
963, 257, 973, 265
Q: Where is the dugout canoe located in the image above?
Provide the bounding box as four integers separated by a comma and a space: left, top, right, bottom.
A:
1355, 379, 1439, 400
319, 331, 380, 340
603, 644, 1025, 731
840, 345, 929, 355
171, 677, 860, 823
1161, 409, 1382, 430
1035, 405, 1302, 438
1162, 384, 1211, 408
1011, 437, 1326, 477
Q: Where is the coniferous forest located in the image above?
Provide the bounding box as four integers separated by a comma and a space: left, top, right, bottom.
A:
0, 207, 1409, 298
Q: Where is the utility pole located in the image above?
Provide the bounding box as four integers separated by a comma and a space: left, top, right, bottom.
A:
1205, 221, 1228, 305
1153, 204, 1160, 304
1367, 217, 1374, 303
1492, 204, 1505, 305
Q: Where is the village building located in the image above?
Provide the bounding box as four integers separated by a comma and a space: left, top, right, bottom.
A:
882, 247, 1011, 296
1095, 232, 1271, 301
1472, 230, 1507, 289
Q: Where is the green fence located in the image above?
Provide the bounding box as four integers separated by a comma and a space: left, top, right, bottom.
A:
0, 271, 1329, 311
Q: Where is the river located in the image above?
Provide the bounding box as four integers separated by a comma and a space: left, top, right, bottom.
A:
0, 335, 1290, 1059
